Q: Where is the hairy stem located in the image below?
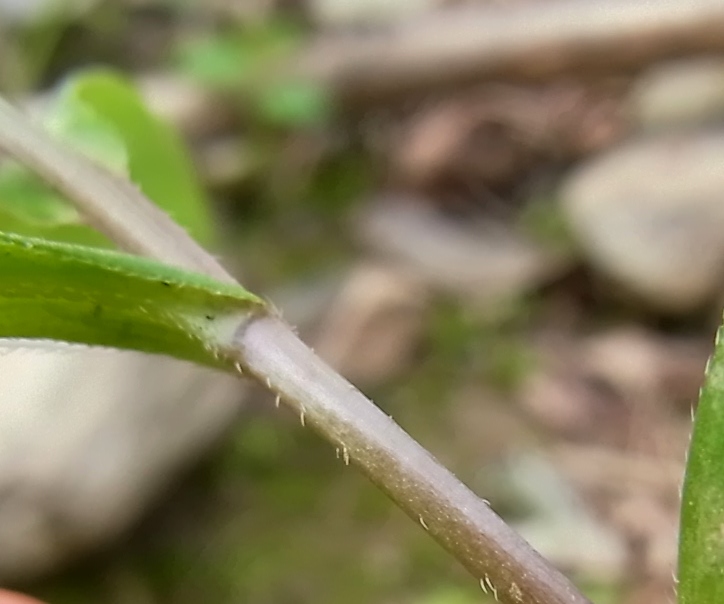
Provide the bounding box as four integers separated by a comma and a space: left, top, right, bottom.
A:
232, 315, 589, 604
0, 94, 591, 604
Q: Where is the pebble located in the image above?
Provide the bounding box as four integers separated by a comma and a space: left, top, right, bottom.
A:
0, 345, 245, 581
630, 57, 724, 130
561, 131, 724, 311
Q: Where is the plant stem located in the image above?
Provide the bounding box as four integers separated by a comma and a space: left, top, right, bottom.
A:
0, 94, 592, 604
232, 315, 591, 604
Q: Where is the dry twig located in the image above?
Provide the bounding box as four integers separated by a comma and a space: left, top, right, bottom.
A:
298, 0, 724, 104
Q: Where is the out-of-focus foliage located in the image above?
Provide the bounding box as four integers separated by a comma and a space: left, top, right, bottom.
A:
73, 69, 216, 243
678, 327, 724, 604
0, 69, 215, 246
0, 75, 123, 245
176, 22, 332, 127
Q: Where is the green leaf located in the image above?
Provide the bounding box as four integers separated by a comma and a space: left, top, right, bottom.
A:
0, 162, 81, 227
177, 34, 256, 88
0, 231, 264, 368
176, 23, 332, 127
678, 327, 724, 603
71, 69, 216, 245
257, 80, 331, 127
177, 22, 304, 89
0, 78, 127, 242
0, 68, 215, 247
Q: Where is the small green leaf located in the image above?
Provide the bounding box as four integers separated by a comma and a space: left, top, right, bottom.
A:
678, 328, 724, 603
0, 231, 264, 368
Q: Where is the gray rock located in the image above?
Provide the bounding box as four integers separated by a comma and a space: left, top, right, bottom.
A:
561, 132, 724, 311
0, 344, 245, 580
630, 58, 724, 130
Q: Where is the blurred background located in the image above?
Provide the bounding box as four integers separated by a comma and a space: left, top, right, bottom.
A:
1, 0, 723, 603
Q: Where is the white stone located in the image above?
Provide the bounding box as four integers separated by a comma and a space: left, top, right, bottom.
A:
561, 131, 724, 311
0, 344, 245, 580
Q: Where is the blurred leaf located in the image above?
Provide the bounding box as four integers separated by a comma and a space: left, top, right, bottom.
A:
257, 80, 331, 127
0, 163, 81, 227
46, 85, 129, 171
177, 22, 303, 88
0, 76, 128, 245
177, 22, 332, 127
307, 151, 374, 213
0, 230, 262, 367
71, 69, 215, 244
0, 68, 216, 246
678, 327, 724, 603
177, 34, 256, 88
0, 73, 129, 228
483, 336, 535, 393
414, 586, 484, 604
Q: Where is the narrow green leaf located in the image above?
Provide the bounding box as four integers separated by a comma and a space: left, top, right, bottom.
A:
679, 327, 724, 603
0, 231, 264, 368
